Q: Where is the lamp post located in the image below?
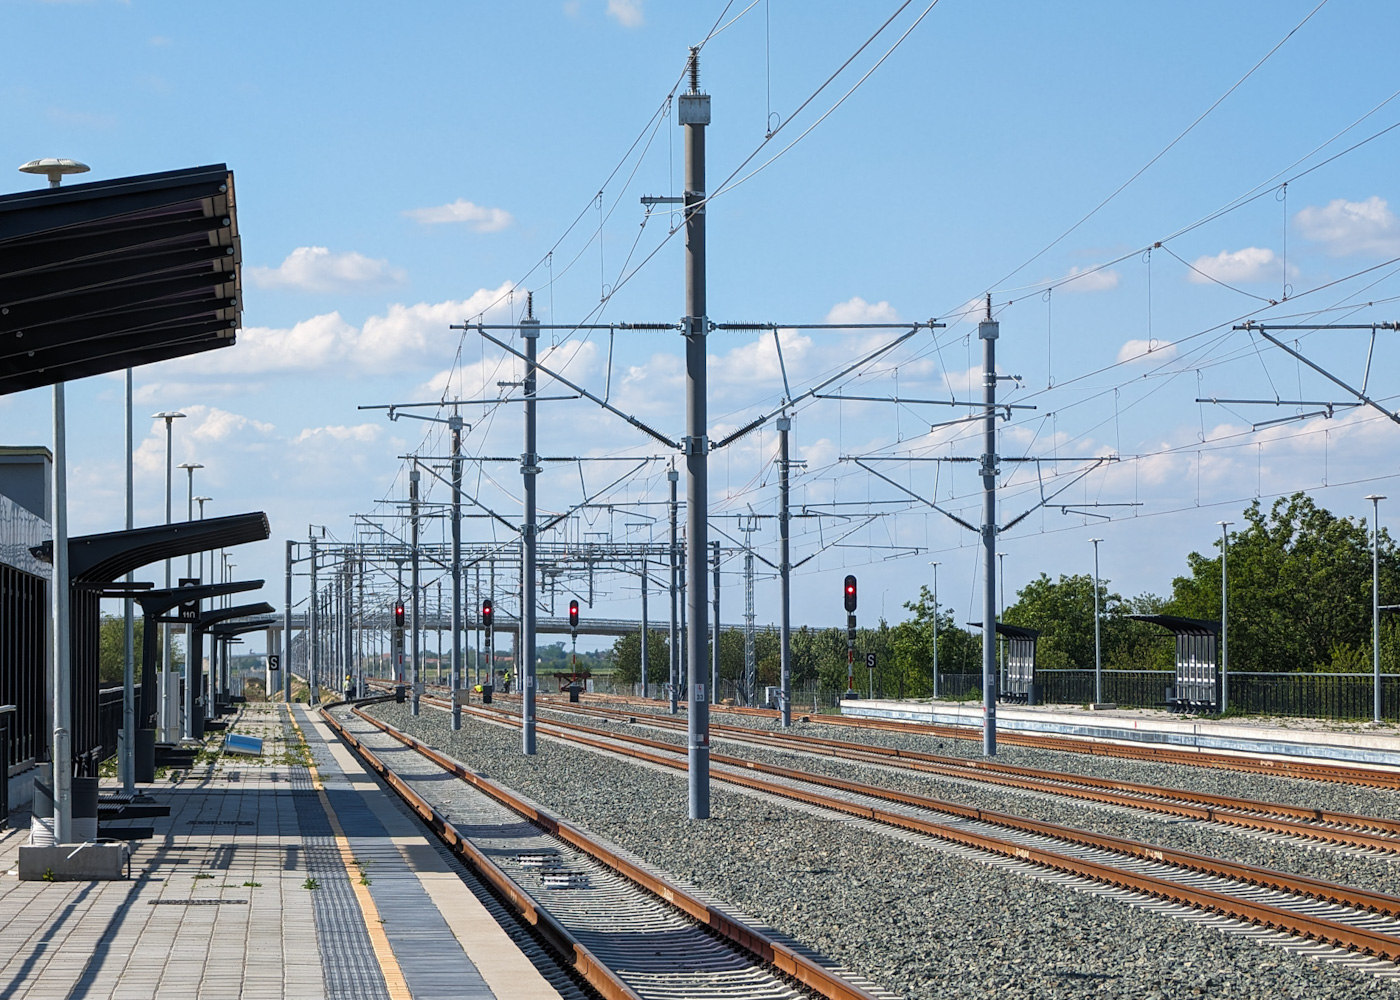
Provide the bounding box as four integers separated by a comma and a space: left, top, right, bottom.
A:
1218, 521, 1232, 714
153, 411, 185, 741
929, 561, 940, 704
193, 497, 212, 582
1089, 539, 1103, 706
1365, 496, 1386, 724
177, 463, 202, 739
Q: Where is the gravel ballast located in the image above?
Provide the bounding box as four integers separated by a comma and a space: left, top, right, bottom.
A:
366, 701, 1400, 999
533, 704, 1400, 900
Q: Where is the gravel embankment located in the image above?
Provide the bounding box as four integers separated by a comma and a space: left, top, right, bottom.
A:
534, 704, 1400, 898
368, 701, 1400, 1000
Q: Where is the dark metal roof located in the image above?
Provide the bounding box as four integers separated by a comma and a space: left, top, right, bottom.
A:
1128, 614, 1220, 636
968, 622, 1041, 640
198, 602, 274, 629
0, 164, 241, 394
135, 580, 264, 617
31, 512, 270, 582
209, 615, 281, 637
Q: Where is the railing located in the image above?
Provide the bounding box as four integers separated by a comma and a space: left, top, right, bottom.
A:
1226, 672, 1400, 721
1036, 670, 1174, 709
95, 684, 140, 767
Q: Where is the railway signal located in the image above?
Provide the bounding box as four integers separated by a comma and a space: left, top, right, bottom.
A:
394, 602, 405, 628
569, 599, 580, 630
482, 598, 493, 623
568, 599, 581, 694
843, 576, 858, 697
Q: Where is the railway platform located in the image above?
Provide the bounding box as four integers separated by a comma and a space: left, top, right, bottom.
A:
0, 703, 563, 1000
840, 697, 1400, 767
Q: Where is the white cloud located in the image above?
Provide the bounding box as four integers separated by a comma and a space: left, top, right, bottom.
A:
247, 246, 405, 292
1187, 247, 1279, 285
162, 282, 516, 377
403, 198, 514, 232
1295, 196, 1400, 258
606, 0, 643, 27
825, 296, 899, 325
1060, 266, 1120, 293
1116, 338, 1177, 364
292, 423, 381, 446
711, 328, 814, 388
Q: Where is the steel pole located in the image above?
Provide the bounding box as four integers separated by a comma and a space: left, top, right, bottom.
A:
1367, 496, 1386, 723
931, 561, 940, 703
668, 468, 679, 715
409, 469, 421, 716
183, 467, 196, 739
51, 383, 72, 842
711, 541, 720, 707
1091, 538, 1103, 705
979, 311, 999, 756
778, 416, 792, 726
521, 308, 540, 754
162, 418, 173, 740
451, 415, 464, 730
121, 370, 135, 792
640, 565, 649, 698
283, 541, 293, 702
1219, 521, 1230, 714
681, 47, 711, 818
309, 536, 319, 704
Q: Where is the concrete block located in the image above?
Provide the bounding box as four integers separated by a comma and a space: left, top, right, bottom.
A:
18, 842, 131, 881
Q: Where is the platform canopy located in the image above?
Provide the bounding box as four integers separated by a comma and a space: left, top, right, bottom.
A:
1127, 614, 1220, 636
0, 163, 241, 395
30, 511, 270, 582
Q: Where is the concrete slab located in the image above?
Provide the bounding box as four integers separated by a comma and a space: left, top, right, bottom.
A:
17, 842, 130, 880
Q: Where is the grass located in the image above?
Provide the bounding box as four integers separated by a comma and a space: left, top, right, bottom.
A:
302, 877, 320, 890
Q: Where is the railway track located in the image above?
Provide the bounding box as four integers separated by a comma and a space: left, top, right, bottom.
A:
544, 689, 1400, 791
527, 697, 1400, 856
386, 694, 1400, 969
320, 699, 887, 1000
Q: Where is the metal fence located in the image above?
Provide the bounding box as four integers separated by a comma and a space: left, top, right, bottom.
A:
1037, 670, 1175, 709
1226, 672, 1400, 721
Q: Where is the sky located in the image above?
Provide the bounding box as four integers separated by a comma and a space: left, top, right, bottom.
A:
4, 0, 1400, 655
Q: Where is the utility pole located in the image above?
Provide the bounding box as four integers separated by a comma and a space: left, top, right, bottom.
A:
450, 412, 464, 730
739, 516, 757, 705
409, 468, 421, 716
777, 416, 792, 726
681, 46, 712, 818
711, 541, 720, 707
1218, 520, 1231, 714
980, 299, 999, 756
668, 467, 679, 715
521, 297, 540, 755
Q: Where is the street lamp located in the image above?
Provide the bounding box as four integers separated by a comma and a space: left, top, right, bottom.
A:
1089, 539, 1104, 706
177, 462, 202, 738
1365, 496, 1386, 724
21, 157, 91, 840
1218, 521, 1232, 714
153, 411, 185, 740
193, 496, 212, 582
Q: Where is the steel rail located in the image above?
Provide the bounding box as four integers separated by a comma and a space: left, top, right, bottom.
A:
543, 689, 1400, 791
454, 699, 1400, 919
396, 696, 1400, 963
328, 702, 879, 1000
526, 698, 1400, 853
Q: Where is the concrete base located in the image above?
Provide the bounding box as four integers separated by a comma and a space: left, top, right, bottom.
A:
1090, 703, 1118, 711
18, 842, 130, 881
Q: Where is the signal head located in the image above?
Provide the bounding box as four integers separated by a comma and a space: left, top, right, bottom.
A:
843, 574, 858, 613
482, 598, 494, 620
394, 602, 405, 627
568, 599, 580, 627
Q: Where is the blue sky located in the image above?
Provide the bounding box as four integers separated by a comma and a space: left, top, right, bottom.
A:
4, 0, 1399, 653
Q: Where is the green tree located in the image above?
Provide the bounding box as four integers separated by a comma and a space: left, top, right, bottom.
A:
98, 613, 181, 684
1166, 493, 1399, 672
610, 629, 671, 685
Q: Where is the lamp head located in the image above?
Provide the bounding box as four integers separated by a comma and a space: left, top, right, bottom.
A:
19, 158, 90, 188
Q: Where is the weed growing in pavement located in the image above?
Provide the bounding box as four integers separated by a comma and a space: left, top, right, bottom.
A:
41, 868, 55, 882
302, 877, 320, 890
193, 873, 215, 880
242, 881, 262, 888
